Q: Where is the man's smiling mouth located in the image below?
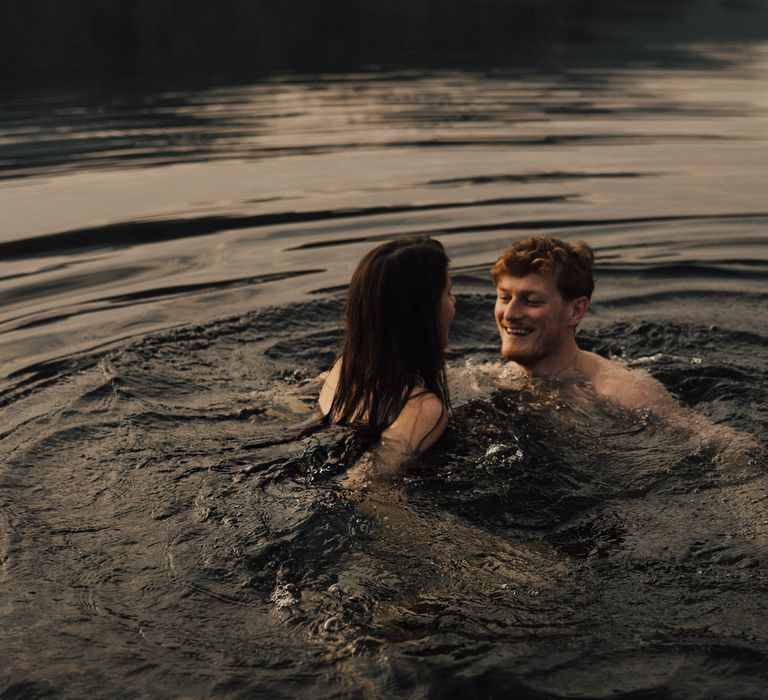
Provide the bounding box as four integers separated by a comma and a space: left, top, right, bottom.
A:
503, 326, 533, 336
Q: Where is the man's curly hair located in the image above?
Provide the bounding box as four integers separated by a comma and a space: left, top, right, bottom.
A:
491, 236, 595, 300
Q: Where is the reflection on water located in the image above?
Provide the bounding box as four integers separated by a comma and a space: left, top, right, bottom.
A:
2, 47, 767, 382
1, 35, 768, 700
3, 62, 767, 182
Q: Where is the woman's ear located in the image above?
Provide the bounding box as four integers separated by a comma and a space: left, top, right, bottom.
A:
568, 296, 589, 328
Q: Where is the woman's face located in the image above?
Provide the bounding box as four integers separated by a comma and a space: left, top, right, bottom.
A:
439, 274, 456, 348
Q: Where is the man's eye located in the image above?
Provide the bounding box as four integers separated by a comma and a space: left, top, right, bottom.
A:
527, 299, 544, 305
498, 296, 510, 303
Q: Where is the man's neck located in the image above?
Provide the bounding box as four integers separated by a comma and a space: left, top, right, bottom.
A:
515, 342, 583, 378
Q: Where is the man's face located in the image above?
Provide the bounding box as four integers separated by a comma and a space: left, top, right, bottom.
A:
494, 272, 584, 371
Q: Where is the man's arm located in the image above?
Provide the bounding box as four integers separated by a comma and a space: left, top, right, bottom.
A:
588, 352, 762, 467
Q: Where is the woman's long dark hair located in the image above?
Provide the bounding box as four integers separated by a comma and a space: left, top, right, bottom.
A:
330, 235, 451, 437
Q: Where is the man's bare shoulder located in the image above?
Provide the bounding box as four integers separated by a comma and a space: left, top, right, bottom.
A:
577, 350, 674, 411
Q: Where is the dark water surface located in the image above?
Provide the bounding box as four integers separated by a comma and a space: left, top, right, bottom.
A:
1, 41, 768, 699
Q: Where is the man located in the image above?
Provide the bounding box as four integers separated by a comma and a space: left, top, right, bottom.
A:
491, 236, 672, 411
490, 236, 764, 554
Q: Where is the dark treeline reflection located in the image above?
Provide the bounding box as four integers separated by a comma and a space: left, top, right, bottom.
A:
2, 0, 768, 89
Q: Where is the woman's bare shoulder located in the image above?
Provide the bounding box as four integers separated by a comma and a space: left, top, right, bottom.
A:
318, 357, 341, 415
383, 389, 448, 453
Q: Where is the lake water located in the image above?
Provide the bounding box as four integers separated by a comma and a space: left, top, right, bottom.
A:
1, 41, 767, 699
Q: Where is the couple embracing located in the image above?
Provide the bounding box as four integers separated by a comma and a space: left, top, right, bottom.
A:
316, 235, 671, 476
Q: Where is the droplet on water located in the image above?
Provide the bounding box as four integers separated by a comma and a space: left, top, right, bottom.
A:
323, 616, 343, 632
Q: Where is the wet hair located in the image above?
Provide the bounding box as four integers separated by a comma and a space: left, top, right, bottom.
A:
330, 235, 451, 437
490, 236, 595, 300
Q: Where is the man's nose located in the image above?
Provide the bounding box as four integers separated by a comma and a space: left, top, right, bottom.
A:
502, 298, 522, 320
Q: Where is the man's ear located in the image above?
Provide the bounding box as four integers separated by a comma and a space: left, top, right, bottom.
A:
568, 297, 589, 328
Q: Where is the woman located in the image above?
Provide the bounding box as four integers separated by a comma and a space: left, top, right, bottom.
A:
318, 235, 455, 474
